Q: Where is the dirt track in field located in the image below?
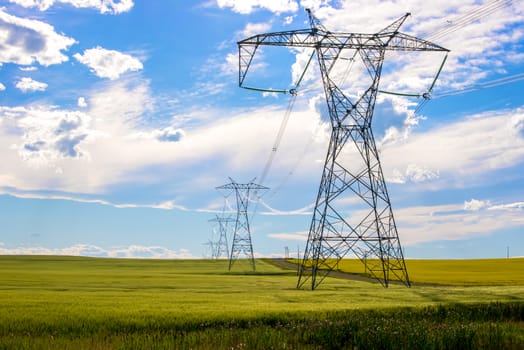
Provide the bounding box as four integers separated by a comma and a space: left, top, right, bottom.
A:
269, 258, 387, 284
269, 259, 442, 287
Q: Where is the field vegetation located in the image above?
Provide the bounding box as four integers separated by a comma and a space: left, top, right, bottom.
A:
0, 255, 523, 349
335, 258, 524, 285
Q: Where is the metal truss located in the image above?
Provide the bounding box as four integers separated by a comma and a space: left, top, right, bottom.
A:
208, 215, 235, 259
216, 178, 268, 271
238, 10, 448, 289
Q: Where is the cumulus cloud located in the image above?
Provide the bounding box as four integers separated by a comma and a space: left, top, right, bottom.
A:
382, 107, 524, 188
77, 97, 87, 108
390, 164, 440, 184
464, 199, 491, 211
74, 47, 143, 80
290, 48, 317, 87
0, 79, 171, 194
220, 52, 238, 76
239, 22, 273, 38
267, 231, 308, 241
217, 0, 298, 14
0, 74, 328, 204
318, 1, 521, 93
19, 66, 38, 71
489, 202, 524, 211
0, 8, 75, 66
266, 197, 517, 249
126, 126, 186, 143
155, 126, 185, 142
15, 77, 48, 92
0, 106, 95, 164
393, 200, 524, 246
9, 0, 134, 14
0, 243, 195, 258
0, 83, 5, 91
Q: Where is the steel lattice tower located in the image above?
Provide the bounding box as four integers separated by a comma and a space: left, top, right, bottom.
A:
216, 178, 268, 270
238, 10, 448, 289
208, 215, 235, 259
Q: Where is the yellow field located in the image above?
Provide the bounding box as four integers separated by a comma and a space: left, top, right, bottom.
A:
335, 258, 524, 285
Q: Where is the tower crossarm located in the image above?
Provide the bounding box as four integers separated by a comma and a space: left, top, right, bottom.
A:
238, 31, 448, 52
239, 30, 447, 88
208, 215, 236, 224
216, 183, 269, 191
377, 32, 449, 52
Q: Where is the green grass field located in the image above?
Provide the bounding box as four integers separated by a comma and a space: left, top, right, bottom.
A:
1, 255, 523, 349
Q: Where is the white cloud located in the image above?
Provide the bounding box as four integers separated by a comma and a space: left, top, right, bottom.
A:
221, 52, 239, 76
0, 189, 188, 211
74, 47, 143, 80
155, 126, 185, 142
240, 22, 273, 38
290, 48, 317, 87
9, 0, 134, 14
77, 97, 87, 108
19, 66, 38, 71
307, 1, 523, 95
382, 107, 524, 188
126, 125, 186, 144
267, 230, 308, 241
15, 77, 48, 92
0, 243, 195, 258
0, 83, 5, 91
0, 8, 75, 66
394, 200, 524, 246
0, 75, 329, 206
390, 164, 440, 184
380, 107, 426, 147
489, 202, 524, 211
0, 79, 171, 194
217, 0, 298, 14
4, 56, 520, 213
0, 105, 96, 166
464, 199, 491, 211
283, 15, 294, 25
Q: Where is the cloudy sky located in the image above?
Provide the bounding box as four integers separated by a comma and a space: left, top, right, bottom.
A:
0, 0, 523, 259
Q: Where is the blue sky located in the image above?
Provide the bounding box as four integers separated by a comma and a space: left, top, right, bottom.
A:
0, 0, 523, 259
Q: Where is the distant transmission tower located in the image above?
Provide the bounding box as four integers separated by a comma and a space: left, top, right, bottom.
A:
203, 240, 216, 259
216, 178, 268, 270
238, 10, 448, 289
208, 214, 235, 259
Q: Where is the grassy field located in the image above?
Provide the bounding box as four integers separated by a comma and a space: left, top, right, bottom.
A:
335, 258, 524, 285
1, 255, 523, 349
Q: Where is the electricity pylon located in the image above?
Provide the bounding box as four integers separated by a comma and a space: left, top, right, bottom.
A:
203, 240, 216, 259
238, 10, 449, 289
216, 178, 268, 270
208, 214, 235, 259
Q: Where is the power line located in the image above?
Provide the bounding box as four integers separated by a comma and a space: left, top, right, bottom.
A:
257, 50, 316, 186
244, 50, 317, 224
434, 72, 524, 99
425, 0, 513, 42
258, 94, 297, 185
410, 70, 524, 116
266, 116, 326, 199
